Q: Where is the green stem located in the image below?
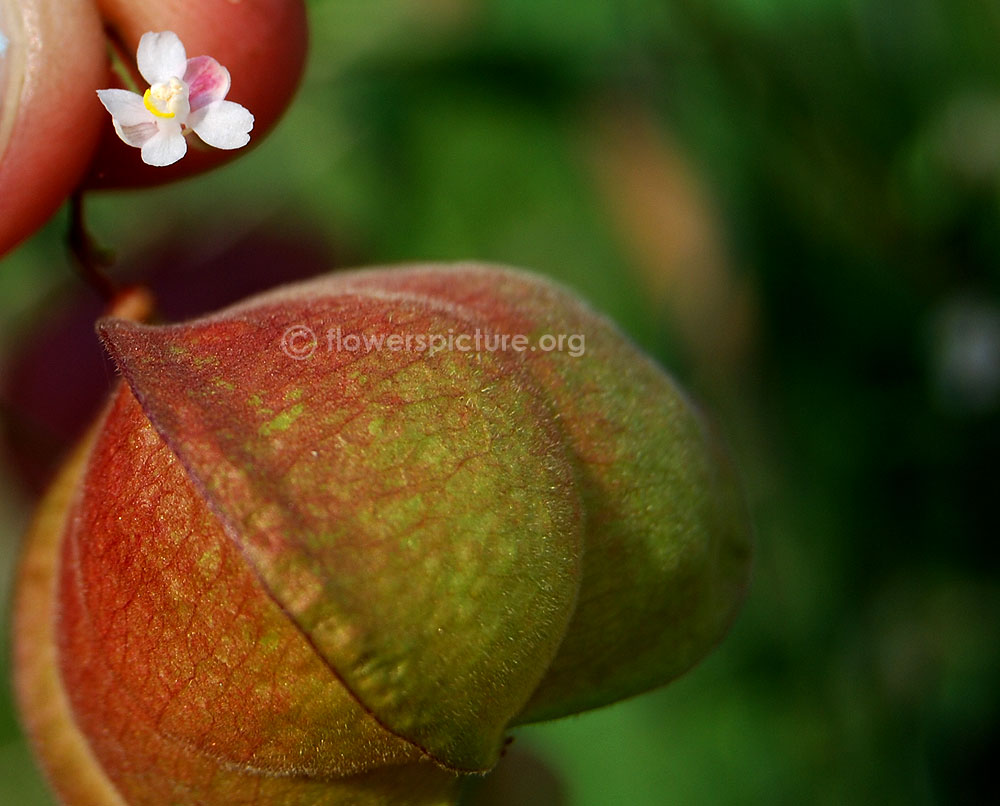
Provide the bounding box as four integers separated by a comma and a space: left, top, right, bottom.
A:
67, 192, 118, 303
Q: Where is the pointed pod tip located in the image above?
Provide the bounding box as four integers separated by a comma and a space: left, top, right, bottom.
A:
95, 315, 158, 378
96, 316, 139, 352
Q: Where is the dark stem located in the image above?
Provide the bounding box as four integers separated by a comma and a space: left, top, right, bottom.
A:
67, 191, 118, 303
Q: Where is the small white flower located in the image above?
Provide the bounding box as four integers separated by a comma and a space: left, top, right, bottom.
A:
97, 31, 254, 167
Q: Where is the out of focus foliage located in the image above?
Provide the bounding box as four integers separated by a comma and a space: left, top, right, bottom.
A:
1, 1, 997, 804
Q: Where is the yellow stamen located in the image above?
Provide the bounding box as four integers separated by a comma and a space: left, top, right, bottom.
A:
143, 88, 175, 119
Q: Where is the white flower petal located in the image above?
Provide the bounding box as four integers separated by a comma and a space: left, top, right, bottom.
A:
137, 31, 187, 85
190, 100, 254, 150
96, 89, 152, 128
113, 119, 158, 148
140, 130, 188, 167
98, 89, 158, 148
185, 56, 231, 112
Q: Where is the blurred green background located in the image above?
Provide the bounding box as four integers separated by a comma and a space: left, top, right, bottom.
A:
2, 0, 998, 803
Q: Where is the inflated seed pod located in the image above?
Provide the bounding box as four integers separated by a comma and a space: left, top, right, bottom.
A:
15, 264, 752, 805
